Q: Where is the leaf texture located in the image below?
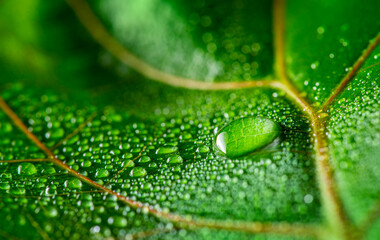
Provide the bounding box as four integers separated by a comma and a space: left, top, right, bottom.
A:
0, 0, 380, 239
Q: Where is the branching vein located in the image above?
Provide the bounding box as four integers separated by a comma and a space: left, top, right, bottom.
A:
1, 0, 379, 238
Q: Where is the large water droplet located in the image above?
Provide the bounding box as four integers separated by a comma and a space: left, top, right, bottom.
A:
215, 117, 280, 158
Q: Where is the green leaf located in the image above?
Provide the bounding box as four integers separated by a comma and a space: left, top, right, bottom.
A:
0, 0, 380, 240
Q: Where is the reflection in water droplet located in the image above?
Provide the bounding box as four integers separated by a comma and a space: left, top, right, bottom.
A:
216, 132, 227, 154
215, 117, 280, 158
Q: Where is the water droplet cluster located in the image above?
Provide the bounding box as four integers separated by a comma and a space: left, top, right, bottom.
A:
0, 80, 321, 239
286, 1, 380, 105
328, 46, 380, 222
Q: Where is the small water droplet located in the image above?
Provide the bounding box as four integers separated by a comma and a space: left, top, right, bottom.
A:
45, 206, 58, 218
130, 167, 147, 178
119, 143, 131, 150
167, 155, 183, 164
17, 163, 37, 176
304, 194, 314, 204
310, 61, 319, 70
138, 156, 151, 163
0, 182, 10, 190
108, 216, 127, 228
95, 169, 110, 179
196, 146, 210, 153
156, 146, 178, 154
316, 26, 325, 35
64, 178, 82, 189
339, 38, 348, 47
11, 187, 26, 195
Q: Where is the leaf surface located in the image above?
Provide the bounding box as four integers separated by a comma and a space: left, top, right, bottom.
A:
0, 0, 380, 240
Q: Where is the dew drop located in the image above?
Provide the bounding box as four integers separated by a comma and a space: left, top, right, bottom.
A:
215, 117, 280, 158
119, 143, 131, 150
138, 156, 151, 163
167, 155, 183, 164
0, 182, 10, 190
11, 187, 26, 195
156, 146, 178, 154
130, 167, 147, 178
44, 186, 57, 196
17, 163, 37, 176
108, 216, 127, 228
95, 169, 110, 179
122, 160, 135, 168
50, 128, 64, 139
316, 26, 325, 35
45, 206, 58, 218
339, 38, 348, 47
196, 146, 210, 153
64, 178, 83, 189
310, 61, 319, 70
304, 194, 314, 204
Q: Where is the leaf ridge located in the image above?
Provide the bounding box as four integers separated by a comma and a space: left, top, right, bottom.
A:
273, 0, 350, 236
